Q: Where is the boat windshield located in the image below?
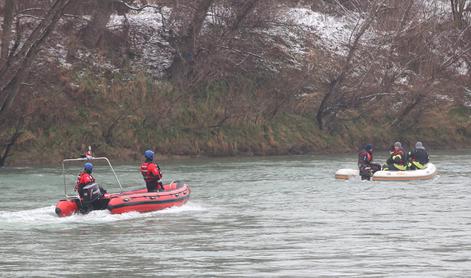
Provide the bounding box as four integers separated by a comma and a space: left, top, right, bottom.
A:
62, 157, 123, 198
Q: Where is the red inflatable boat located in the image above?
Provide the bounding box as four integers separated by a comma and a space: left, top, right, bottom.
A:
55, 182, 191, 217
55, 151, 191, 217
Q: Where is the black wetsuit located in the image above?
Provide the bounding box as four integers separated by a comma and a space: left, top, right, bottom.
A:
358, 149, 381, 180
408, 148, 429, 170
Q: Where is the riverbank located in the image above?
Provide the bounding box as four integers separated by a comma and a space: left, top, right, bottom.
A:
1, 2, 470, 167
3, 83, 471, 167
6, 117, 471, 167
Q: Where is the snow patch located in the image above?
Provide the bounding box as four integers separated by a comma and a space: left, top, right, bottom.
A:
420, 0, 451, 16
464, 88, 471, 107
392, 101, 403, 112
435, 94, 454, 102
398, 76, 409, 85
108, 7, 173, 76
455, 59, 469, 76
47, 43, 72, 69
283, 8, 360, 55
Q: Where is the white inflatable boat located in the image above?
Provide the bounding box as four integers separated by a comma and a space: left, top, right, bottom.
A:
335, 163, 437, 181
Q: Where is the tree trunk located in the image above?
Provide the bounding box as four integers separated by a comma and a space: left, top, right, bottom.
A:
450, 0, 469, 29
81, 0, 114, 48
0, 0, 15, 67
391, 90, 428, 128
0, 0, 72, 117
315, 5, 377, 130
0, 118, 23, 167
0, 133, 21, 167
167, 0, 214, 81
229, 0, 259, 33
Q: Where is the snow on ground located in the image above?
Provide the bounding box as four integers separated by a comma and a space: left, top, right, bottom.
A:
46, 43, 72, 69
38, 6, 357, 75
464, 88, 471, 108
392, 101, 403, 112
108, 7, 173, 76
283, 7, 359, 56
420, 0, 451, 16
435, 94, 455, 102
39, 2, 458, 78
455, 60, 470, 76
255, 6, 360, 71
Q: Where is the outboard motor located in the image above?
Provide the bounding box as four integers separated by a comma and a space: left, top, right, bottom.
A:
81, 183, 104, 205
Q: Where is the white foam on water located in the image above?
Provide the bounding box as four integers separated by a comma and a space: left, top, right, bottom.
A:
0, 202, 205, 228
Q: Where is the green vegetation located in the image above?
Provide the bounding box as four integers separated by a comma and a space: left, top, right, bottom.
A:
1, 0, 470, 167
5, 67, 470, 166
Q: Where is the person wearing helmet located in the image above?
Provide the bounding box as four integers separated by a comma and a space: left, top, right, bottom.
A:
75, 162, 107, 213
383, 141, 407, 171
140, 150, 163, 192
408, 141, 429, 170
358, 144, 381, 180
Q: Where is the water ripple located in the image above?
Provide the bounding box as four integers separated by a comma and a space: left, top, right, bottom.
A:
1, 152, 471, 276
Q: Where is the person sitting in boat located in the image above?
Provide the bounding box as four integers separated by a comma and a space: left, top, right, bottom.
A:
140, 150, 163, 192
75, 162, 107, 212
383, 141, 407, 171
358, 144, 382, 180
408, 141, 429, 170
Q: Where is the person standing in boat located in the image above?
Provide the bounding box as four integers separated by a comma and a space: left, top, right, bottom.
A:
384, 141, 407, 171
75, 162, 107, 212
408, 141, 429, 170
140, 150, 163, 192
358, 144, 382, 180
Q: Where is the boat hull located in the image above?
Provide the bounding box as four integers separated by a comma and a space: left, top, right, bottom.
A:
107, 182, 190, 214
55, 182, 190, 217
335, 163, 437, 181
55, 199, 79, 217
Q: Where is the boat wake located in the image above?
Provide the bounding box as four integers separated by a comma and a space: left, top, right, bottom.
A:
0, 202, 205, 228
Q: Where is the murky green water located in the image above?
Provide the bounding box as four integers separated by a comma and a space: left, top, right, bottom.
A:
1, 151, 470, 277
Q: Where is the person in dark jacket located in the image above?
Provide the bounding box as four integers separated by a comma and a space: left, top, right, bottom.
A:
140, 150, 163, 192
408, 141, 429, 170
358, 144, 382, 180
384, 141, 407, 171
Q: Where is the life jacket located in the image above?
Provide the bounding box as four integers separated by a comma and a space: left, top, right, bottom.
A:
140, 162, 162, 183
75, 172, 102, 203
358, 150, 372, 165
390, 148, 406, 165
393, 148, 409, 170
75, 172, 95, 190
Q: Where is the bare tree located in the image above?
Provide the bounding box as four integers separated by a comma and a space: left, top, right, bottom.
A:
0, 0, 72, 166
167, 0, 215, 81
315, 2, 385, 130
0, 0, 15, 67
451, 0, 470, 29
227, 0, 260, 33
0, 0, 72, 116
389, 0, 471, 127
0, 117, 23, 167
81, 0, 115, 48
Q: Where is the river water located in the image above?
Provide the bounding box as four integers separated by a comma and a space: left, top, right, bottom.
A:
0, 151, 470, 277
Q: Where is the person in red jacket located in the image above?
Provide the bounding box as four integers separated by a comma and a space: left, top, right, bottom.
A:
140, 150, 163, 192
384, 141, 407, 171
75, 162, 107, 212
